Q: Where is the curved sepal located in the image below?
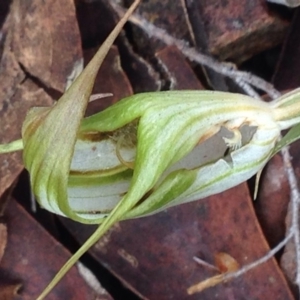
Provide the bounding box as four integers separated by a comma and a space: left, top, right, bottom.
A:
21, 0, 141, 223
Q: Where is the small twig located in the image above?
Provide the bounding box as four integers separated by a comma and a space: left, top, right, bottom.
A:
233, 78, 260, 99
77, 262, 107, 296
193, 256, 219, 272
89, 93, 113, 102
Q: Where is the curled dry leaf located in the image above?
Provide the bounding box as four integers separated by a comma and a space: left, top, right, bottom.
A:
187, 252, 239, 295
214, 252, 240, 273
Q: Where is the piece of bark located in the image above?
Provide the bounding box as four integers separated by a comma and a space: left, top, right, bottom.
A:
202, 0, 289, 63
11, 0, 82, 92
129, 0, 288, 64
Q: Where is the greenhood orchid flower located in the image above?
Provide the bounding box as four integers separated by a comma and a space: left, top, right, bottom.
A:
2, 0, 300, 298
69, 91, 280, 222
23, 86, 300, 226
